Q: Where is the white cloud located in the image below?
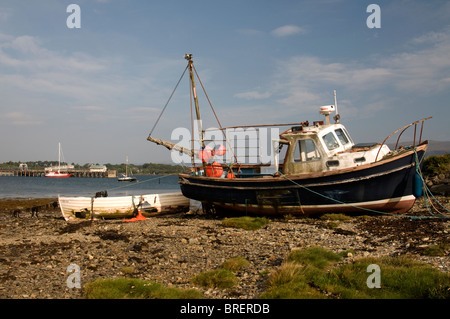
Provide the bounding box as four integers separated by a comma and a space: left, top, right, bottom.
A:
0, 35, 108, 73
271, 25, 306, 37
268, 27, 450, 116
71, 105, 106, 111
3, 111, 43, 126
381, 28, 450, 94
234, 90, 271, 100
230, 27, 450, 124
0, 32, 186, 139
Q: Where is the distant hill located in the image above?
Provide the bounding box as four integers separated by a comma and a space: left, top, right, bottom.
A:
426, 140, 450, 156
387, 140, 450, 157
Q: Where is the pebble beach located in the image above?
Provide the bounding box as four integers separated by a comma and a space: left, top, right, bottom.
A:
0, 196, 448, 299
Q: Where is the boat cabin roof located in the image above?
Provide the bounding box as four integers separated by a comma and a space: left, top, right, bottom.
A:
281, 122, 354, 157
278, 121, 390, 175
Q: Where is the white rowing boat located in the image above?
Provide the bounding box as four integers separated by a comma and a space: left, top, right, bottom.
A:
58, 192, 190, 221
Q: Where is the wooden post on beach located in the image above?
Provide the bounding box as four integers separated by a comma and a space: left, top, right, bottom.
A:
90, 197, 94, 222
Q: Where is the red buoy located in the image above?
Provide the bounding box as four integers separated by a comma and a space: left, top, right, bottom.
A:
206, 161, 223, 177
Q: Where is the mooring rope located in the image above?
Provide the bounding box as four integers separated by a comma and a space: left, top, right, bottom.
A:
279, 149, 449, 220
279, 173, 396, 216
85, 174, 176, 198
413, 149, 450, 218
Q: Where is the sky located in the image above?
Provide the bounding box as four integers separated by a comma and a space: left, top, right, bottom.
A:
0, 0, 449, 165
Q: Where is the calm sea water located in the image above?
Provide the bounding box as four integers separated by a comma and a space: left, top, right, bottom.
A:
0, 175, 181, 199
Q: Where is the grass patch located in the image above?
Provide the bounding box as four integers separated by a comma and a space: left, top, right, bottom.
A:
221, 257, 249, 272
191, 257, 250, 289
319, 214, 352, 229
422, 243, 449, 257
323, 256, 450, 299
260, 247, 450, 299
263, 264, 327, 299
222, 216, 270, 230
191, 269, 237, 289
84, 278, 203, 299
422, 154, 450, 177
323, 221, 340, 229
287, 246, 343, 269
320, 213, 352, 221
120, 266, 136, 275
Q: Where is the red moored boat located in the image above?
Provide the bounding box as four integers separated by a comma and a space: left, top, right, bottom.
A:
45, 142, 73, 178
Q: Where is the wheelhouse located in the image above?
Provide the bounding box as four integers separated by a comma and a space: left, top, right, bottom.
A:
280, 122, 390, 175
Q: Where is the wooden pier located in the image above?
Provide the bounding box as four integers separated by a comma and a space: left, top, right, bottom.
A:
0, 169, 117, 178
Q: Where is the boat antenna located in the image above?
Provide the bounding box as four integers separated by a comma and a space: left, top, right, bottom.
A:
333, 90, 340, 123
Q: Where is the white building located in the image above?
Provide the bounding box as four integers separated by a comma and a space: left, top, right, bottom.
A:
89, 164, 107, 172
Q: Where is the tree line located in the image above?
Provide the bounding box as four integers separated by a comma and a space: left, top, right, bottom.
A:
0, 161, 185, 175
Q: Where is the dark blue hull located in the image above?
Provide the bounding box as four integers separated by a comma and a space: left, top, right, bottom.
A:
179, 144, 427, 216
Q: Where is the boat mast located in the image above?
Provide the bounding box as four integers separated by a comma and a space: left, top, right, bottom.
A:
185, 53, 207, 173
58, 142, 61, 173
185, 54, 204, 149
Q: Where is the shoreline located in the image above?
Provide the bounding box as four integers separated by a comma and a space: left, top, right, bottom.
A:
0, 196, 448, 299
0, 198, 58, 213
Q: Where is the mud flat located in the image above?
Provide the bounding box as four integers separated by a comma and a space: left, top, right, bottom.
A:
0, 196, 448, 299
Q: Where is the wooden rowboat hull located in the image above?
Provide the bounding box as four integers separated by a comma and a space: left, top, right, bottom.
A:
58, 192, 190, 221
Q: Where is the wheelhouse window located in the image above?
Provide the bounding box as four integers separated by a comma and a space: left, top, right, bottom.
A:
293, 139, 321, 162
335, 128, 350, 145
322, 132, 340, 151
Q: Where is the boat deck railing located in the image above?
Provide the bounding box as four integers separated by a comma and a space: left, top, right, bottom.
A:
375, 117, 432, 162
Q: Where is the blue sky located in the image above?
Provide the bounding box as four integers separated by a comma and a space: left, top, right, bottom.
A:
0, 0, 449, 165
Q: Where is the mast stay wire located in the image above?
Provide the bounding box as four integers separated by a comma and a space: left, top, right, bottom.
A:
193, 64, 239, 164
147, 58, 239, 167
148, 65, 189, 137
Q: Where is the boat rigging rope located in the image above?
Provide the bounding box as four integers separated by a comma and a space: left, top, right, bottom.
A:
147, 60, 240, 169
148, 65, 189, 137
192, 64, 239, 164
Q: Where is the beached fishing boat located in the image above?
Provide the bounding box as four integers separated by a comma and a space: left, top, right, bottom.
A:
58, 192, 190, 221
147, 54, 431, 216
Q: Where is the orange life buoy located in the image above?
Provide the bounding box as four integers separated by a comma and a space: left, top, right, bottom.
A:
206, 161, 223, 177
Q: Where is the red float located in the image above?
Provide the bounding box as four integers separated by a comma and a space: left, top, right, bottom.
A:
206, 161, 223, 177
